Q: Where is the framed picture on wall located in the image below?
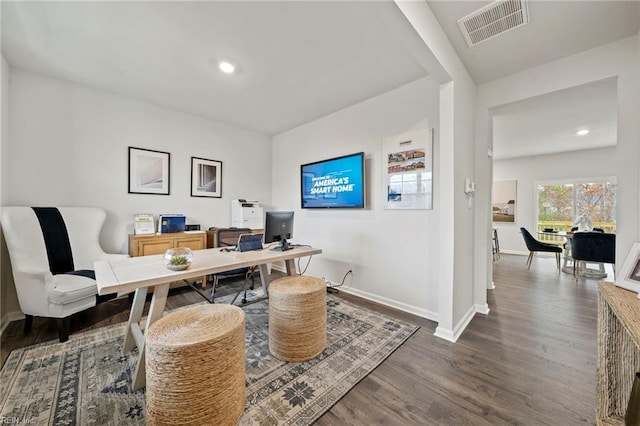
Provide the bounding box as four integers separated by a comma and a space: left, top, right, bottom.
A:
382, 129, 434, 210
492, 180, 517, 223
128, 147, 171, 195
191, 156, 222, 198
616, 242, 640, 297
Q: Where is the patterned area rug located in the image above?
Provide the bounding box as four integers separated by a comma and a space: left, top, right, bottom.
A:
0, 293, 418, 425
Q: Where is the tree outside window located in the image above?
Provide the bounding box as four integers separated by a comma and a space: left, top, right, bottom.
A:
537, 180, 616, 233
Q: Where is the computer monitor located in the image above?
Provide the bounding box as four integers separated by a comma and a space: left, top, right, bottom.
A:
264, 211, 294, 251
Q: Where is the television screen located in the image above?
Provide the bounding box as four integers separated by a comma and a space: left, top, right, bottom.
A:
300, 152, 365, 209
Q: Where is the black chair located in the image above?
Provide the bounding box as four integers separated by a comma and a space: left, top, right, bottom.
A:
571, 232, 615, 279
570, 226, 604, 233
210, 228, 257, 304
520, 227, 562, 271
565, 226, 604, 251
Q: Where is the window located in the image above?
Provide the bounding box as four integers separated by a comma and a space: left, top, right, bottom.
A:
536, 179, 616, 233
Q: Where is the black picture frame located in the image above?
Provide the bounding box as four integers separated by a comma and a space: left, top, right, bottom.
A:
190, 156, 222, 198
128, 147, 171, 195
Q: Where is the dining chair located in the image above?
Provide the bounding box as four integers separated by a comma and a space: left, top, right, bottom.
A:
520, 227, 562, 271
571, 232, 616, 280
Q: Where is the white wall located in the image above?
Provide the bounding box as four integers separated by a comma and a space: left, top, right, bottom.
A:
1, 54, 13, 330
7, 70, 273, 252
3, 69, 273, 315
493, 147, 617, 254
272, 76, 441, 319
395, 1, 480, 341
477, 36, 640, 276
1, 58, 7, 204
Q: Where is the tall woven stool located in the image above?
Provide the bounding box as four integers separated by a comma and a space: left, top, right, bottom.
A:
146, 304, 246, 426
269, 275, 326, 362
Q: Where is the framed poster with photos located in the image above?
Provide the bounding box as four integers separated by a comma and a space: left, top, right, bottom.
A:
382, 129, 433, 210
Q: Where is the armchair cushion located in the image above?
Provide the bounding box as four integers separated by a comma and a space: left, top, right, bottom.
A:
49, 274, 98, 305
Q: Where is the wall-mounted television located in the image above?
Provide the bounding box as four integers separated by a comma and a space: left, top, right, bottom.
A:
300, 152, 365, 209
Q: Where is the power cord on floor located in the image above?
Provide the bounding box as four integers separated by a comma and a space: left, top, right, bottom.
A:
325, 270, 353, 294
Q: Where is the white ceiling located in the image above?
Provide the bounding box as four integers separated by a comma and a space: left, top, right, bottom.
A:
492, 77, 618, 160
2, 1, 638, 158
1, 1, 429, 136
427, 0, 639, 84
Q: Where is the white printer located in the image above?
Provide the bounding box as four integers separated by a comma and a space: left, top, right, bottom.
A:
231, 199, 263, 229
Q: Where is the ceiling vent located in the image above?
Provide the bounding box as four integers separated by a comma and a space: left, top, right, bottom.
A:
457, 0, 529, 47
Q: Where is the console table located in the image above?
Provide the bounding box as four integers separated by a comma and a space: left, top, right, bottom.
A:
597, 281, 640, 425
95, 245, 322, 391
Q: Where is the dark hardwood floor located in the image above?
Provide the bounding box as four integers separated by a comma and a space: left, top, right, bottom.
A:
1, 254, 605, 425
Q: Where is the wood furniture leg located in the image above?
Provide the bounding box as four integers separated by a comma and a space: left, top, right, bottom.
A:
258, 264, 270, 295
121, 283, 171, 391
285, 258, 297, 275
124, 287, 148, 353
132, 282, 170, 391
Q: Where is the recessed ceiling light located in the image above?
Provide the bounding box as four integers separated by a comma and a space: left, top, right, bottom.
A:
576, 129, 590, 136
218, 61, 235, 74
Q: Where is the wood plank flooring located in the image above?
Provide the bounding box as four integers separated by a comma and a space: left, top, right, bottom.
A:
1, 254, 604, 425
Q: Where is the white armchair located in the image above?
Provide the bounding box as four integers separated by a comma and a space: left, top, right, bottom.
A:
1, 206, 128, 342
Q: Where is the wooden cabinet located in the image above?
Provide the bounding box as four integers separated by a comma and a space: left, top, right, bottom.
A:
597, 281, 640, 425
129, 232, 208, 288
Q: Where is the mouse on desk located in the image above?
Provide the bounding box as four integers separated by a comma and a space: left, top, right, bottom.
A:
220, 247, 235, 252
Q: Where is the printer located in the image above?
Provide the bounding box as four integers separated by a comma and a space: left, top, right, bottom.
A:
231, 199, 263, 229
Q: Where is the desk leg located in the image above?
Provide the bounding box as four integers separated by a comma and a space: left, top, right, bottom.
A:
284, 258, 296, 276
258, 264, 270, 296
124, 287, 148, 353
131, 283, 170, 392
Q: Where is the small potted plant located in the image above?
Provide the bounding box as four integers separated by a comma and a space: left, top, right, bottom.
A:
163, 247, 193, 271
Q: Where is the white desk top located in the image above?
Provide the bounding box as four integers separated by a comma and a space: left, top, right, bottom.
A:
95, 245, 322, 296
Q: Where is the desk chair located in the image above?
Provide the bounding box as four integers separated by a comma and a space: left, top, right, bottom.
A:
520, 227, 562, 272
210, 227, 257, 304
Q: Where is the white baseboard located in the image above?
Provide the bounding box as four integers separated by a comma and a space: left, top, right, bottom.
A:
475, 303, 490, 315
434, 304, 477, 343
501, 250, 558, 259
500, 249, 528, 256
1, 311, 25, 336
337, 286, 438, 322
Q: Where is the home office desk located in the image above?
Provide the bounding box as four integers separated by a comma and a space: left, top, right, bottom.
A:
95, 245, 322, 391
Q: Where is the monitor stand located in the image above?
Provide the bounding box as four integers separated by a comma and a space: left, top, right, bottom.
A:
271, 239, 293, 251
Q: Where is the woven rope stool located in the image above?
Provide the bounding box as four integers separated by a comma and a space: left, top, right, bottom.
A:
269, 275, 326, 362
146, 304, 245, 426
